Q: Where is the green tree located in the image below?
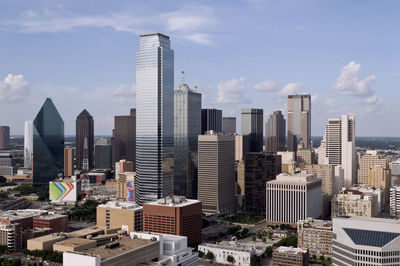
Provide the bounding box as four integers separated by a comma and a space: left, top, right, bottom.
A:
262, 237, 266, 242
252, 235, 256, 241
227, 255, 235, 263
265, 246, 273, 257
205, 251, 214, 260
250, 255, 260, 265
198, 250, 204, 258
320, 255, 325, 261
0, 245, 8, 254
257, 232, 262, 239
0, 176, 6, 183
241, 228, 249, 237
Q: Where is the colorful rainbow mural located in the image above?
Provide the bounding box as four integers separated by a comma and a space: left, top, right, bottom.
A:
49, 182, 75, 201
127, 182, 134, 201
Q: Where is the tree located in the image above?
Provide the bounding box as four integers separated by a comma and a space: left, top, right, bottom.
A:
241, 228, 249, 237
227, 255, 235, 263
198, 251, 204, 258
0, 245, 8, 254
0, 176, 6, 183
257, 232, 262, 239
319, 255, 325, 261
265, 246, 273, 257
252, 235, 256, 241
250, 255, 260, 265
262, 237, 266, 242
205, 251, 214, 260
312, 254, 317, 260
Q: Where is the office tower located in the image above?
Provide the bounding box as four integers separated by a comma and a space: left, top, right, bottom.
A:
76, 109, 94, 171
173, 75, 201, 199
266, 173, 322, 226
222, 117, 236, 134
0, 153, 13, 176
305, 164, 341, 196
277, 151, 296, 174
94, 144, 112, 169
332, 217, 400, 265
331, 189, 378, 218
32, 98, 64, 184
97, 201, 143, 233
350, 185, 385, 214
368, 165, 390, 204
244, 152, 281, 214
236, 160, 245, 195
201, 108, 222, 133
296, 148, 313, 169
265, 110, 286, 153
112, 109, 136, 169
357, 151, 388, 184
24, 121, 33, 169
234, 135, 250, 162
0, 223, 22, 252
391, 161, 400, 186
318, 115, 356, 188
143, 196, 202, 246
272, 247, 309, 266
63, 148, 76, 177
297, 218, 333, 258
390, 186, 400, 218
0, 126, 10, 150
115, 159, 134, 175
198, 133, 236, 214
287, 94, 311, 152
241, 108, 263, 152
136, 33, 174, 205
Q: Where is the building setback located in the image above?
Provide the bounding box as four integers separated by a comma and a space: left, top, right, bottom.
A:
265, 110, 286, 153
201, 108, 222, 134
287, 94, 311, 152
76, 109, 94, 171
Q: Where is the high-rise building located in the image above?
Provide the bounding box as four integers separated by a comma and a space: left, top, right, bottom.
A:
136, 33, 174, 205
297, 218, 333, 258
94, 144, 112, 169
368, 165, 390, 204
278, 151, 296, 174
32, 98, 64, 185
235, 135, 250, 162
241, 108, 263, 152
391, 160, 400, 186
318, 115, 356, 188
63, 148, 76, 177
265, 110, 286, 153
198, 133, 236, 214
304, 164, 340, 196
287, 94, 311, 152
24, 121, 33, 169
296, 148, 313, 169
97, 201, 142, 233
350, 185, 385, 214
76, 109, 94, 171
0, 153, 13, 176
266, 173, 322, 226
331, 189, 378, 218
332, 217, 400, 265
0, 126, 10, 150
390, 186, 400, 218
174, 75, 201, 199
201, 108, 222, 134
143, 196, 202, 246
244, 152, 281, 214
222, 117, 236, 134
112, 109, 136, 169
357, 151, 388, 184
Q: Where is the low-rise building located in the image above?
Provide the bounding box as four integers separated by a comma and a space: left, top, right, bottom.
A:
350, 185, 385, 214
0, 222, 22, 252
198, 242, 256, 266
33, 214, 68, 233
96, 201, 142, 233
272, 246, 309, 266
27, 233, 67, 251
297, 218, 333, 258
0, 198, 31, 211
332, 189, 378, 218
53, 237, 98, 252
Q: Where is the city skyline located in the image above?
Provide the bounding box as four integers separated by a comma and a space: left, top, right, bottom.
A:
0, 1, 397, 136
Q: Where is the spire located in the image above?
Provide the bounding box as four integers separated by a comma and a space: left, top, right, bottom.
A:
181, 71, 185, 85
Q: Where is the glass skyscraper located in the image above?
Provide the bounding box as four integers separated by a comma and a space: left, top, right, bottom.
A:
76, 109, 94, 170
241, 108, 263, 152
174, 75, 201, 199
32, 98, 64, 184
135, 33, 174, 204
287, 94, 311, 152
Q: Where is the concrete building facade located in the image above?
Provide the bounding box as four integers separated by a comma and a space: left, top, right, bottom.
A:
297, 218, 333, 258
96, 201, 142, 233
331, 189, 378, 218
287, 94, 311, 152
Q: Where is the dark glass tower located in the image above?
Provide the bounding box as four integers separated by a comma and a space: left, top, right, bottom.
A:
76, 109, 94, 170
265, 110, 286, 153
32, 98, 64, 184
201, 109, 222, 134
241, 108, 263, 152
112, 109, 136, 169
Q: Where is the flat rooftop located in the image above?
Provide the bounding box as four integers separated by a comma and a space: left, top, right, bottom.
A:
98, 201, 142, 210
54, 237, 96, 247
68, 226, 118, 238
200, 242, 255, 253
145, 196, 200, 207
0, 209, 47, 221
269, 173, 318, 184
83, 238, 154, 260
276, 246, 307, 254
34, 214, 67, 220
29, 233, 67, 242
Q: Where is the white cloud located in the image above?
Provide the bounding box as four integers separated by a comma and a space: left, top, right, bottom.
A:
0, 74, 29, 102
332, 61, 376, 96
279, 82, 302, 96
253, 79, 303, 97
112, 83, 136, 104
254, 79, 277, 91
184, 33, 213, 45
216, 77, 249, 104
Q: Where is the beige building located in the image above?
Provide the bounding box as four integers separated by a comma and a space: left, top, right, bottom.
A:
296, 148, 313, 169
198, 133, 236, 214
297, 218, 333, 258
272, 246, 309, 266
357, 151, 388, 184
368, 165, 390, 204
332, 189, 378, 218
277, 151, 296, 174
53, 237, 97, 252
287, 94, 311, 152
64, 147, 76, 177
305, 164, 338, 196
235, 134, 249, 162
116, 172, 135, 201
96, 201, 142, 233
0, 222, 22, 252
236, 160, 245, 196
27, 233, 67, 251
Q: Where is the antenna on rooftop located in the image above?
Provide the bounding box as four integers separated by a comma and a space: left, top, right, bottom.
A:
181, 71, 185, 85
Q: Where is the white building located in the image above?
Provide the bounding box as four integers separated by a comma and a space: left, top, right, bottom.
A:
24, 120, 33, 169
390, 186, 400, 218
130, 232, 198, 266
333, 217, 400, 265
350, 185, 385, 214
318, 115, 356, 188
266, 173, 322, 225
198, 242, 256, 266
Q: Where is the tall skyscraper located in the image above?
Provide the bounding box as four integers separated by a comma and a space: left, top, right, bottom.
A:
198, 133, 236, 214
76, 109, 94, 171
287, 94, 311, 152
319, 115, 356, 188
135, 33, 174, 205
24, 121, 33, 169
0, 126, 10, 150
357, 151, 388, 184
95, 144, 112, 169
112, 109, 136, 169
64, 147, 76, 177
201, 108, 222, 134
32, 98, 64, 184
265, 110, 286, 153
222, 117, 236, 134
173, 73, 201, 199
241, 108, 263, 152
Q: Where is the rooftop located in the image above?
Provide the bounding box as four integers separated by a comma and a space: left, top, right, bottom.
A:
54, 237, 96, 247
199, 242, 255, 253
269, 173, 318, 184
68, 226, 118, 238
29, 233, 67, 242
98, 201, 142, 211
276, 246, 307, 254
145, 195, 200, 207
34, 213, 68, 220
0, 209, 47, 221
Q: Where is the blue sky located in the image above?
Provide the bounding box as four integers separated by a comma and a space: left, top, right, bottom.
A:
0, 0, 399, 136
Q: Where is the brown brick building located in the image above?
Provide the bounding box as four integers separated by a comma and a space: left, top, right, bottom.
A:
33, 214, 68, 233
143, 196, 202, 246
273, 246, 309, 265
